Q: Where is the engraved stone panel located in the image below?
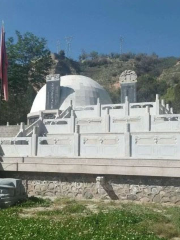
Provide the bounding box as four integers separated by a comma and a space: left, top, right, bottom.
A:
0, 138, 31, 157
113, 117, 140, 123
40, 138, 71, 145
159, 146, 177, 156
137, 146, 152, 155
132, 134, 180, 159
46, 74, 60, 110
135, 136, 177, 145
158, 137, 177, 145
121, 83, 137, 103
103, 139, 117, 145
84, 139, 98, 145
38, 136, 74, 157
77, 119, 102, 125
77, 118, 104, 133
135, 137, 154, 145
81, 134, 124, 157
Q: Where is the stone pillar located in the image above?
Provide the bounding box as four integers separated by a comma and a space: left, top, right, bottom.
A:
71, 110, 75, 133
161, 99, 165, 106
39, 111, 43, 120
144, 106, 150, 131
124, 123, 131, 157
166, 104, 170, 114
155, 94, 160, 115
96, 176, 105, 194
121, 83, 137, 103
105, 108, 110, 133
97, 98, 101, 117
161, 99, 165, 114
124, 96, 129, 116
20, 122, 25, 137
170, 107, 173, 114
56, 109, 60, 118
32, 127, 38, 157
74, 125, 80, 157
160, 99, 166, 114
119, 70, 137, 103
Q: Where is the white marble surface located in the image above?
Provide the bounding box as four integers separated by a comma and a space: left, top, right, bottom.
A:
31, 75, 112, 113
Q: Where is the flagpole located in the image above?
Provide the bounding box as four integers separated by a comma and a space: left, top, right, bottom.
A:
0, 21, 3, 107
0, 20, 8, 103
0, 21, 4, 105
1, 21, 4, 102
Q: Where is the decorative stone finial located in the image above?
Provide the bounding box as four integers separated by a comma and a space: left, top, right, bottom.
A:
46, 74, 60, 82
119, 70, 137, 84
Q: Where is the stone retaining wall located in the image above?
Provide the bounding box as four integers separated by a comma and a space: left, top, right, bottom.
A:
0, 126, 20, 137
1, 172, 180, 204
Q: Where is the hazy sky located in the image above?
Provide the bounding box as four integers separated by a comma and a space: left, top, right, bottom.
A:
0, 0, 180, 59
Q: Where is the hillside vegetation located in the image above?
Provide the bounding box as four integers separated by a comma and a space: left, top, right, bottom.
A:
1, 31, 180, 125
78, 52, 179, 106
53, 51, 180, 109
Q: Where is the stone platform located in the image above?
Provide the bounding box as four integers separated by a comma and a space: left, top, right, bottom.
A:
1, 157, 180, 204
1, 157, 180, 177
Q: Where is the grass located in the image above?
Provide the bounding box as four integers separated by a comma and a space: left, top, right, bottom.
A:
1, 197, 180, 239
17, 196, 52, 208
37, 203, 89, 217
62, 203, 88, 214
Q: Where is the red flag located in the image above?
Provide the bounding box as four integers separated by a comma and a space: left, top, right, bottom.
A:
0, 24, 8, 101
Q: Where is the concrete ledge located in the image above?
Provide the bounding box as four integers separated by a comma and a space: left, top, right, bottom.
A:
0, 157, 23, 163
1, 157, 180, 177
0, 163, 18, 171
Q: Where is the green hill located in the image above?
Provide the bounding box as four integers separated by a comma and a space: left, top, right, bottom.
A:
52, 52, 179, 109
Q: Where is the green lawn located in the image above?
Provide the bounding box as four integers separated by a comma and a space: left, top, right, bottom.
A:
0, 197, 180, 240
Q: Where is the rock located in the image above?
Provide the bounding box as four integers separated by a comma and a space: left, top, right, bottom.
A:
161, 197, 170, 203
127, 194, 137, 201
48, 183, 55, 190
140, 197, 150, 203
153, 194, 161, 203
84, 191, 93, 199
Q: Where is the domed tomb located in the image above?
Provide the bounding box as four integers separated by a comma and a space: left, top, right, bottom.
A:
30, 75, 112, 113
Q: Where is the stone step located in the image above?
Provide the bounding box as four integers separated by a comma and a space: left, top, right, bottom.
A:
0, 126, 21, 137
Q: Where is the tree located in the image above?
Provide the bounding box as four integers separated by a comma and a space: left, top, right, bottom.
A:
79, 49, 89, 62
58, 50, 65, 60
7, 31, 52, 93
119, 52, 135, 61
163, 84, 180, 113
89, 51, 98, 60
137, 75, 167, 102
0, 31, 52, 124
135, 53, 160, 77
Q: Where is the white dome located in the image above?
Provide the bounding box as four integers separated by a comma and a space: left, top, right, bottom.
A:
30, 75, 112, 113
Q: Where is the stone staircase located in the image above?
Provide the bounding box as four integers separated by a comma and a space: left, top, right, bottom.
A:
0, 125, 21, 137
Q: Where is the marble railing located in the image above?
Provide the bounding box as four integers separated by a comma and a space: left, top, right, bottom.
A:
1, 131, 180, 159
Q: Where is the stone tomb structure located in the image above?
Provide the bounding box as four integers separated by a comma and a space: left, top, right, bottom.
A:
0, 178, 26, 207
1, 73, 180, 203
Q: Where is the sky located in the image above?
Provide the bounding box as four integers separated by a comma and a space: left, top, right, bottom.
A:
0, 0, 180, 59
